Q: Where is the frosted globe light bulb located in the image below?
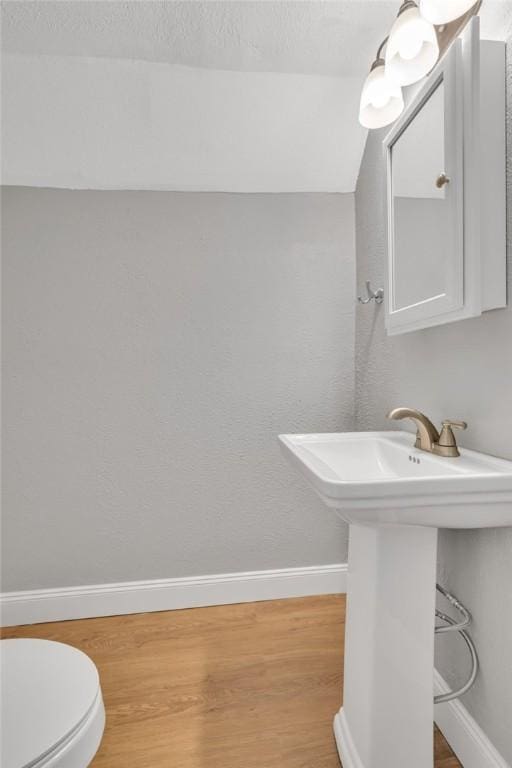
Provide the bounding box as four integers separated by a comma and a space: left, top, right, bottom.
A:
419, 0, 478, 25
385, 3, 439, 86
399, 36, 423, 61
359, 61, 404, 130
371, 90, 391, 110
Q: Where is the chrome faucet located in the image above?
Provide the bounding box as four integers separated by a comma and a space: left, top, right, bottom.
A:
387, 407, 467, 457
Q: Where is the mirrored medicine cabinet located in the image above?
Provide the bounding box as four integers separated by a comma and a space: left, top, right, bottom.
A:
384, 17, 506, 336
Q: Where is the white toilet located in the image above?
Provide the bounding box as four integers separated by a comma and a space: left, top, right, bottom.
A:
1, 639, 105, 768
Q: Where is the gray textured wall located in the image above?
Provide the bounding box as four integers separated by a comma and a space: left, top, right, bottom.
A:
2, 188, 354, 591
354, 38, 512, 762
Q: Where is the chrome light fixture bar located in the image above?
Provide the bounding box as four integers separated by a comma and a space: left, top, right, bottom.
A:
420, 0, 482, 25
359, 0, 482, 129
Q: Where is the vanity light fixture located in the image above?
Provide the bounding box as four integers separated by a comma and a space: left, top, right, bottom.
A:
359, 39, 405, 129
419, 0, 481, 25
385, 0, 439, 86
359, 0, 482, 129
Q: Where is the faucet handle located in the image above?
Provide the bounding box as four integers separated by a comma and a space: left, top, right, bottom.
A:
437, 420, 468, 457
442, 420, 467, 431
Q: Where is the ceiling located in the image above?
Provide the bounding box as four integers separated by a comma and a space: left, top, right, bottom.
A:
2, 1, 511, 193
1, 1, 400, 76
2, 1, 510, 77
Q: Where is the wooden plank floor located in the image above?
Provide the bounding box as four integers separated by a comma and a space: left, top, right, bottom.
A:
2, 595, 460, 767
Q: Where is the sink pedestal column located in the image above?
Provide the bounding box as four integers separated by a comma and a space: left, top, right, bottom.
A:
334, 523, 438, 768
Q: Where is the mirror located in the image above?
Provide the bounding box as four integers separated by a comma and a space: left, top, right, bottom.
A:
391, 81, 447, 311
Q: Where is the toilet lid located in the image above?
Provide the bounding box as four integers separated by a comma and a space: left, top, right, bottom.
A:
1, 639, 101, 768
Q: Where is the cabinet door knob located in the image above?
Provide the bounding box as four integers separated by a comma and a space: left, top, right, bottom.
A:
436, 172, 450, 189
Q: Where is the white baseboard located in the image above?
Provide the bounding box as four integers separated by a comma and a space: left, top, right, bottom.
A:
333, 708, 364, 768
434, 670, 510, 768
0, 563, 347, 627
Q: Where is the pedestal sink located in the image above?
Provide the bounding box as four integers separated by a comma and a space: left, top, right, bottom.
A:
279, 431, 512, 768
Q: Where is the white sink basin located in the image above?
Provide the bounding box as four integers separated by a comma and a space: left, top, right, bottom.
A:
279, 431, 512, 528
279, 429, 512, 768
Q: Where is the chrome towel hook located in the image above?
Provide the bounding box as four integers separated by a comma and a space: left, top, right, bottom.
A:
358, 280, 384, 305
